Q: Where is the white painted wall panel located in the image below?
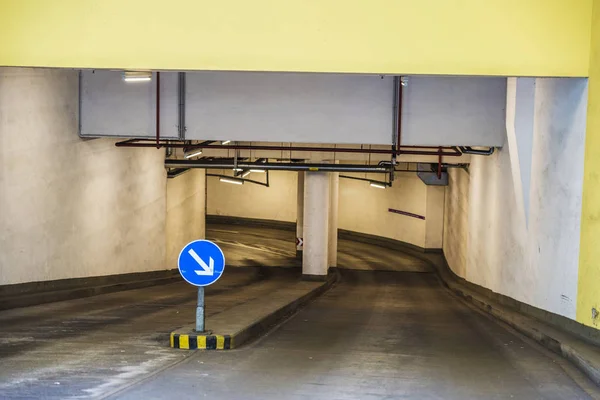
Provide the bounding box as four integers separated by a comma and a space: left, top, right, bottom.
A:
167, 169, 206, 268
505, 77, 536, 225
0, 68, 168, 284
184, 72, 395, 145
401, 76, 507, 146
527, 78, 587, 318
80, 70, 179, 138
443, 77, 587, 320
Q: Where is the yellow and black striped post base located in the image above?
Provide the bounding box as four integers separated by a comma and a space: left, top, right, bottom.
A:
170, 333, 233, 350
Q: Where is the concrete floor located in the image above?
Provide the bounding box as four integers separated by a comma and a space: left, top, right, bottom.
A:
0, 225, 597, 399
0, 268, 298, 399
114, 270, 599, 400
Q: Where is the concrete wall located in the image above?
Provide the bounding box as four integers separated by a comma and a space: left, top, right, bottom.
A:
207, 171, 298, 223
0, 67, 205, 285
207, 170, 444, 249
338, 173, 429, 248
444, 78, 587, 320
166, 170, 206, 269
443, 169, 470, 278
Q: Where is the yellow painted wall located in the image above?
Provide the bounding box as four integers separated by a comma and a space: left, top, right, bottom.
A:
0, 0, 592, 77
578, 0, 600, 327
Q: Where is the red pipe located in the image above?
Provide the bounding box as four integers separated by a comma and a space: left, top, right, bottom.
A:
397, 77, 403, 148
115, 139, 463, 157
156, 71, 160, 148
389, 208, 425, 220
437, 147, 442, 179
138, 140, 451, 151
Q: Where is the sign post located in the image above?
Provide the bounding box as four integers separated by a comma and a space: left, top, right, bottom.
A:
196, 287, 205, 333
178, 240, 226, 333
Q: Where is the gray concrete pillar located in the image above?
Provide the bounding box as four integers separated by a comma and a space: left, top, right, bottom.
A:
296, 172, 304, 259
302, 172, 330, 280
328, 172, 339, 267
424, 185, 444, 250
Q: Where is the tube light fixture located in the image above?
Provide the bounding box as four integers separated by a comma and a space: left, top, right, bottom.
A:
241, 170, 252, 178
122, 71, 152, 82
233, 168, 243, 172
249, 169, 265, 173
221, 140, 231, 145
219, 177, 244, 185
184, 150, 203, 159
369, 181, 387, 189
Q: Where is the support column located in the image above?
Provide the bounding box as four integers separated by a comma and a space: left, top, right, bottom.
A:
424, 185, 445, 250
328, 172, 339, 268
302, 172, 330, 280
296, 172, 304, 259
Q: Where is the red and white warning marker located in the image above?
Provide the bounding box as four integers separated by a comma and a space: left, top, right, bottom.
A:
295, 237, 303, 249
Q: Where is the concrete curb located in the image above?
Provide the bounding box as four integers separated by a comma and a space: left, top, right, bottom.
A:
438, 268, 600, 387
171, 333, 233, 350
0, 275, 181, 311
170, 272, 338, 350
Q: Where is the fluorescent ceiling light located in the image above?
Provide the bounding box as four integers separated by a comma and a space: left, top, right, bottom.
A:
249, 169, 265, 173
241, 171, 251, 178
221, 140, 231, 145
369, 181, 387, 189
124, 76, 151, 82
233, 168, 243, 172
122, 71, 152, 82
184, 150, 202, 159
220, 177, 244, 185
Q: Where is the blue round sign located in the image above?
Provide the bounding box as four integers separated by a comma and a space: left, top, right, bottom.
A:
178, 240, 225, 287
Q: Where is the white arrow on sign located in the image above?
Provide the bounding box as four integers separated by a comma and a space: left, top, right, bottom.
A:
188, 249, 214, 276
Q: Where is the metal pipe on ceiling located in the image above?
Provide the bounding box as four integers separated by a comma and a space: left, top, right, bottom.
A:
167, 168, 191, 179
182, 143, 463, 156
116, 139, 463, 157
165, 159, 391, 173
397, 76, 403, 148
178, 72, 186, 139
437, 146, 447, 179
459, 146, 495, 155
156, 71, 160, 148
442, 163, 470, 168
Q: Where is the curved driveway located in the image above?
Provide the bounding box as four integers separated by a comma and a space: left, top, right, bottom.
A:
117, 225, 600, 400
0, 224, 597, 399
208, 224, 432, 273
